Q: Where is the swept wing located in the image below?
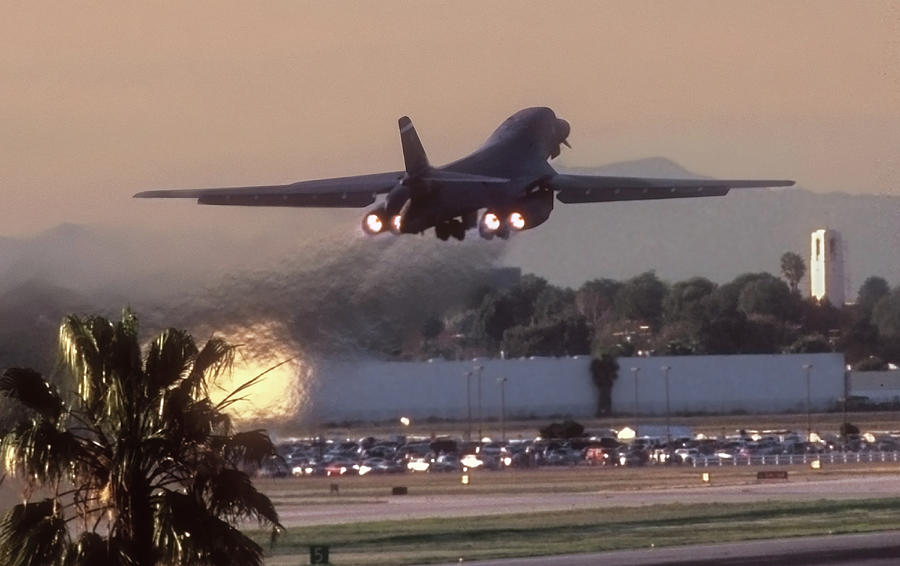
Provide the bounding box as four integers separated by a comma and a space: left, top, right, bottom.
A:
547, 174, 794, 203
134, 172, 406, 208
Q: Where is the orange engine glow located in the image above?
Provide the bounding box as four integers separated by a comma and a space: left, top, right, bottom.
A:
509, 212, 526, 230
364, 213, 384, 234
483, 212, 501, 231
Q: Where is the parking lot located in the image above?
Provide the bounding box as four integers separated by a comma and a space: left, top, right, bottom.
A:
266, 422, 900, 478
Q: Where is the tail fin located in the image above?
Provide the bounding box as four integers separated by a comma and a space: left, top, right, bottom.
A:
398, 116, 429, 176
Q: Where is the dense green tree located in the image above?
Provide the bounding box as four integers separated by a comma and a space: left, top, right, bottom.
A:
703, 273, 771, 319
737, 275, 794, 319
857, 276, 890, 316
786, 333, 832, 354
797, 296, 842, 335
501, 314, 590, 358
838, 319, 881, 365
872, 287, 900, 362
854, 356, 888, 371
421, 315, 445, 340
0, 311, 282, 566
575, 278, 622, 327
664, 277, 716, 324
697, 311, 747, 354
472, 275, 549, 350
780, 251, 806, 294
533, 286, 578, 323
614, 272, 667, 326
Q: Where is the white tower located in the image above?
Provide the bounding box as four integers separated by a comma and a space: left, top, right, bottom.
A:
810, 229, 845, 306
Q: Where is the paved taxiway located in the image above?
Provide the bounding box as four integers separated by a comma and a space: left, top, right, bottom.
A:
427, 531, 900, 565
276, 474, 900, 527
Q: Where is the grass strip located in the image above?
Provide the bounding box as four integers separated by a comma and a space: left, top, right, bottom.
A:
249, 498, 900, 565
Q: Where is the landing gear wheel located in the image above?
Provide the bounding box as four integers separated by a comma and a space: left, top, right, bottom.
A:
450, 220, 465, 241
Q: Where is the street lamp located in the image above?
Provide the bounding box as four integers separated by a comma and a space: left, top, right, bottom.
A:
497, 377, 508, 443
802, 363, 813, 442
474, 364, 484, 441
464, 370, 472, 442
660, 365, 671, 445
630, 367, 640, 438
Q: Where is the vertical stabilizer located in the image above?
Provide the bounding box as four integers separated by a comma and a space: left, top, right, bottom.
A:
398, 116, 430, 176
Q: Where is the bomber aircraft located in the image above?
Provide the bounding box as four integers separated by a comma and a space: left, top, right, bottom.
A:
134, 107, 793, 241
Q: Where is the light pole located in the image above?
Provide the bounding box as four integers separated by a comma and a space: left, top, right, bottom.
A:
497, 377, 508, 443
630, 367, 640, 438
660, 365, 671, 445
464, 370, 472, 442
802, 363, 813, 442
475, 364, 484, 441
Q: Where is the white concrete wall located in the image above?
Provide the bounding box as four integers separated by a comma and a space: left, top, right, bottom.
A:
849, 370, 900, 403
308, 357, 594, 424
613, 353, 845, 415
301, 353, 846, 424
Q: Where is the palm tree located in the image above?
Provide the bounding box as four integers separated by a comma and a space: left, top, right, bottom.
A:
589, 354, 619, 416
0, 310, 282, 566
780, 251, 806, 294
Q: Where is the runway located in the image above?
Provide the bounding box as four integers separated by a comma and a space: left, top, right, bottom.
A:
276, 474, 900, 527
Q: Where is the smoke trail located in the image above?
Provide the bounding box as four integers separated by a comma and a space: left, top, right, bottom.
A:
0, 224, 508, 424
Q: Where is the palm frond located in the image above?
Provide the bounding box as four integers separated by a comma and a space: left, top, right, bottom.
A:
0, 368, 64, 421
64, 532, 111, 566
214, 357, 293, 413
0, 499, 69, 566
59, 315, 108, 406
221, 430, 278, 468
144, 329, 198, 393
1, 421, 81, 484
204, 468, 281, 528
187, 337, 236, 396
158, 491, 266, 566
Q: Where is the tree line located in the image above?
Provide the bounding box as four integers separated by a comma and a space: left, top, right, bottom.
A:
415, 253, 900, 369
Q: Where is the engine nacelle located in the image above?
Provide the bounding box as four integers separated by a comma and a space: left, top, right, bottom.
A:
506, 187, 554, 231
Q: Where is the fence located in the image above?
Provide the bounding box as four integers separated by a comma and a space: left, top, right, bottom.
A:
690, 451, 900, 467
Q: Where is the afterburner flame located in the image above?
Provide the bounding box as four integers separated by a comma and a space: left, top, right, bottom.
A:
483, 212, 501, 232
208, 321, 308, 424
509, 212, 526, 230
364, 214, 384, 234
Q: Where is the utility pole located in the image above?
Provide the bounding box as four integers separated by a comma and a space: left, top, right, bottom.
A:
802, 363, 813, 442
498, 377, 508, 443
661, 365, 671, 446
464, 370, 472, 442
630, 367, 640, 438
475, 364, 484, 441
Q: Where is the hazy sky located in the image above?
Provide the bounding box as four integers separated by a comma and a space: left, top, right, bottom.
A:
3, 1, 898, 236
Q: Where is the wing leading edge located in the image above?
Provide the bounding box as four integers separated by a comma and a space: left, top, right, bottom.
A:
547, 174, 794, 204
133, 171, 406, 208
